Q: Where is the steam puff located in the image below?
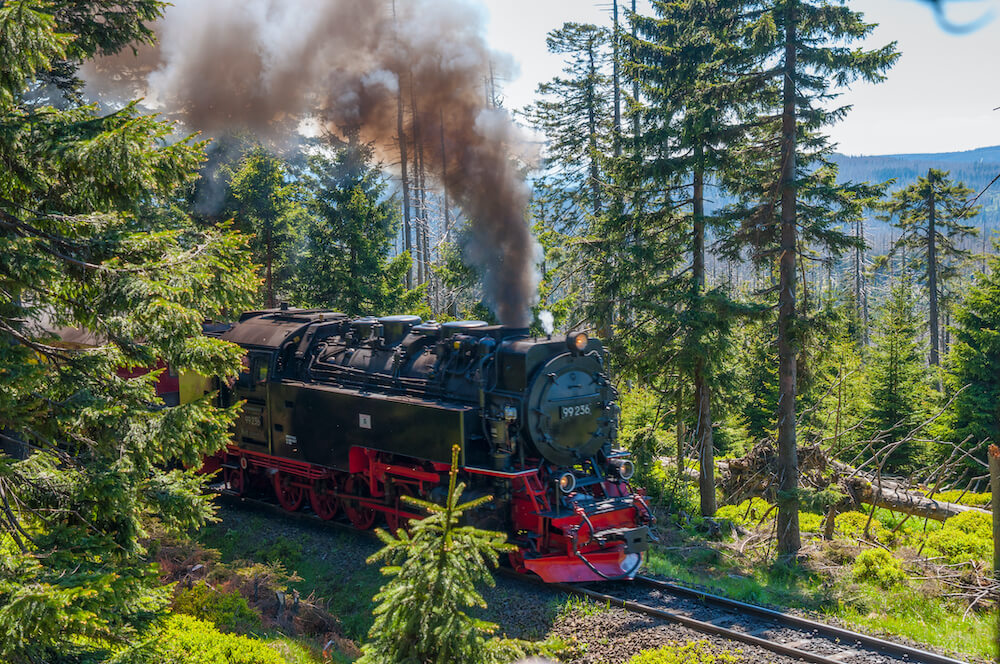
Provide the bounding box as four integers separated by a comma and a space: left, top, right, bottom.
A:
84, 0, 539, 327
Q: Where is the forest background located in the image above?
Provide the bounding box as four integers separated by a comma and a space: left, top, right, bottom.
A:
1, 0, 999, 662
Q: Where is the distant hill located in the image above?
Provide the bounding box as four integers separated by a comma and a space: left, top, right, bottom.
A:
831, 146, 1000, 242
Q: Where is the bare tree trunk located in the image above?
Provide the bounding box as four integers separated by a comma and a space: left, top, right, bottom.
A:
693, 154, 715, 517
265, 220, 274, 308
612, 0, 621, 158
631, 0, 640, 144
989, 444, 999, 664
928, 168, 940, 367
397, 85, 412, 289
440, 110, 450, 245
675, 382, 685, 476
394, 2, 413, 290
410, 76, 427, 286
776, 1, 801, 557
860, 218, 869, 346
586, 41, 602, 216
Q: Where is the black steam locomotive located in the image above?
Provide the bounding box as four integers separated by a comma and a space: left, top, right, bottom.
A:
187, 307, 652, 582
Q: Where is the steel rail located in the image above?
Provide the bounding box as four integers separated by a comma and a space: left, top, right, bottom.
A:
632, 575, 969, 664
501, 568, 970, 664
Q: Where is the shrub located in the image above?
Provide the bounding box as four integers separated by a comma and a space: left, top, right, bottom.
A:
798, 512, 824, 533
715, 498, 774, 529
852, 549, 908, 589
627, 640, 739, 664
111, 614, 288, 664
172, 581, 261, 634
924, 511, 994, 566
922, 489, 992, 508
833, 510, 890, 543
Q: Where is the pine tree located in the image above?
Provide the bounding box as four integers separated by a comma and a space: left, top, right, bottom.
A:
0, 2, 255, 659
357, 446, 514, 664
880, 168, 979, 368
720, 0, 897, 556
288, 141, 423, 316
866, 280, 929, 471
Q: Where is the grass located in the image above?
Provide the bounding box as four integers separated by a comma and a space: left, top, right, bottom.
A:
198, 510, 384, 643
642, 513, 995, 662
830, 584, 996, 658
556, 594, 612, 619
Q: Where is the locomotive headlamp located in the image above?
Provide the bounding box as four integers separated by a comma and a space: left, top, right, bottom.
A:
612, 459, 635, 481
558, 472, 576, 493
568, 332, 588, 352
618, 460, 635, 480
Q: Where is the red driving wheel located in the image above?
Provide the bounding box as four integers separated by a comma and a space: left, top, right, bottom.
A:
273, 471, 306, 512
224, 466, 245, 496
343, 475, 377, 530
385, 483, 416, 534
309, 478, 340, 521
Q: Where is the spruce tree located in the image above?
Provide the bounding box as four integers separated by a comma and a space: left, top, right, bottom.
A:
866, 280, 929, 471
226, 146, 299, 308
289, 141, 423, 316
358, 446, 513, 664
945, 250, 1000, 465
522, 23, 614, 222
0, 2, 255, 660
720, 0, 897, 556
880, 168, 979, 368
625, 0, 769, 517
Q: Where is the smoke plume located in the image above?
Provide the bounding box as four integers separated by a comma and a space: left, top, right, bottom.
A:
84, 0, 539, 327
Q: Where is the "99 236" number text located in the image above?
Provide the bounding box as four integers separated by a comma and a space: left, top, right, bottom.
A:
560, 404, 592, 419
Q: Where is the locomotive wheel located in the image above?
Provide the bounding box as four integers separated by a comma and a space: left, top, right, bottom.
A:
273, 471, 306, 512
342, 475, 377, 530
309, 478, 340, 521
224, 466, 246, 496
385, 484, 416, 534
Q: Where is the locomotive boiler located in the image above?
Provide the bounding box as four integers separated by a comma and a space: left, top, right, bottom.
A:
190, 306, 652, 582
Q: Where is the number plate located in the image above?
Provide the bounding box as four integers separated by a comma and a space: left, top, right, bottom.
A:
559, 403, 594, 419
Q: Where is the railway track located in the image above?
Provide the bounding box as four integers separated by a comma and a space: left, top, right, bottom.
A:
536, 574, 972, 664
215, 492, 971, 664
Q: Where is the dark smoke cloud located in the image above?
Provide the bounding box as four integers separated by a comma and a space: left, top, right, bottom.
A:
83, 0, 539, 327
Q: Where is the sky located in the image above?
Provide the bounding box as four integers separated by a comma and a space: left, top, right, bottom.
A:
478, 0, 1000, 156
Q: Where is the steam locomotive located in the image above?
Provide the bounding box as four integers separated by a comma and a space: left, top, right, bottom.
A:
186, 306, 652, 582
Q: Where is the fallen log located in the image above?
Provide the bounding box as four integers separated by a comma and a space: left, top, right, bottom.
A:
658, 450, 990, 522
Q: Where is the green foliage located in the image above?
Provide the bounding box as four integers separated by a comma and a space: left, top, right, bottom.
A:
288, 140, 423, 315
0, 4, 255, 661
944, 248, 1000, 465
865, 280, 931, 471
851, 549, 908, 589
715, 498, 774, 528
357, 446, 515, 664
924, 511, 994, 567
798, 512, 824, 533
626, 641, 739, 664
923, 489, 992, 507
172, 581, 261, 634
834, 511, 890, 543
258, 537, 303, 567
111, 614, 289, 664
225, 146, 300, 305
735, 322, 779, 442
